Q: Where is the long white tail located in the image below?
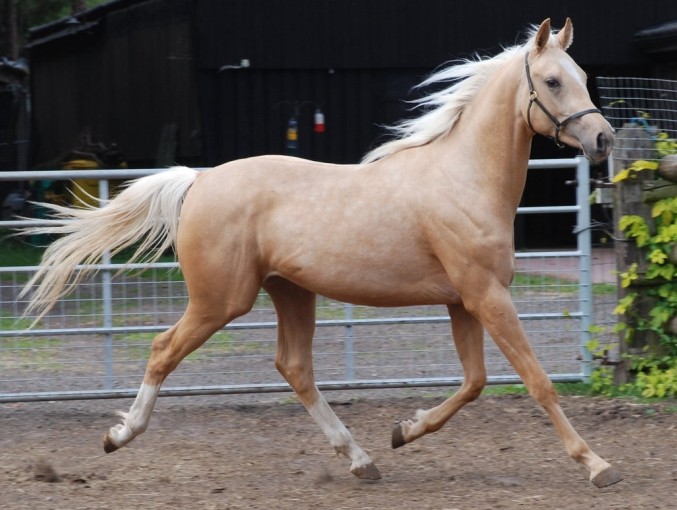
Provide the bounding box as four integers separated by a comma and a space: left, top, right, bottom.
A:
19, 166, 199, 321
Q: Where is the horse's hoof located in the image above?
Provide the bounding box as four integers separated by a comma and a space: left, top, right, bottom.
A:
391, 423, 406, 449
103, 434, 119, 454
351, 462, 382, 480
591, 466, 623, 488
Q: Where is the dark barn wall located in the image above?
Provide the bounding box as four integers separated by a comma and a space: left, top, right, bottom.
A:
29, 0, 200, 167
30, 0, 677, 167
26, 0, 677, 247
198, 67, 422, 165
192, 0, 677, 248
194, 0, 677, 166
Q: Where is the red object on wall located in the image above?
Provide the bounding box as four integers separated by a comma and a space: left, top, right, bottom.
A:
313, 109, 325, 133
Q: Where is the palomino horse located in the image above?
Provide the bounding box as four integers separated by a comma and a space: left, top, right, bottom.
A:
21, 18, 621, 487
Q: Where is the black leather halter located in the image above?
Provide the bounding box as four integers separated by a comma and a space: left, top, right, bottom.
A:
524, 52, 601, 148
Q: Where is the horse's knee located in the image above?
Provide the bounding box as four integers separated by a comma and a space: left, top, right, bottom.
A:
527, 378, 559, 405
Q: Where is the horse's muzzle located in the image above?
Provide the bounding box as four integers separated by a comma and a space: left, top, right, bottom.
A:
584, 127, 615, 165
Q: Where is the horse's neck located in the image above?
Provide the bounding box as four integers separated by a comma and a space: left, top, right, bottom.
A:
451, 58, 533, 213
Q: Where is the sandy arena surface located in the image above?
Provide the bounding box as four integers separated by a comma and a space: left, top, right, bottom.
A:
1, 389, 675, 509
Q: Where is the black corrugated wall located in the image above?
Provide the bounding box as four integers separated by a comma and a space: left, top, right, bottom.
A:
28, 0, 677, 167
25, 0, 677, 245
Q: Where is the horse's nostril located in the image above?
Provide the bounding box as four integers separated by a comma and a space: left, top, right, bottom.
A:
596, 132, 607, 153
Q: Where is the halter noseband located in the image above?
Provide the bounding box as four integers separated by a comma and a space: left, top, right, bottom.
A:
524, 52, 601, 148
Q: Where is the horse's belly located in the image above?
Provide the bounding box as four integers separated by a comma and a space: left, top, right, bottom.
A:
271, 260, 460, 307
324, 278, 461, 307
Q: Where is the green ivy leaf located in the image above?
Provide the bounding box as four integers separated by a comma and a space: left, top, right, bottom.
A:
614, 293, 637, 314
649, 249, 668, 264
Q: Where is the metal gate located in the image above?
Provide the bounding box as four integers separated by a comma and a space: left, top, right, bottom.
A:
0, 158, 593, 402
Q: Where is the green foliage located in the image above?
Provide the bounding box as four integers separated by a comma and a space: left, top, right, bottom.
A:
618, 216, 651, 247
590, 366, 616, 396
0, 0, 109, 56
595, 127, 677, 400
655, 131, 677, 157
611, 195, 677, 399
585, 328, 617, 396
633, 358, 677, 398
612, 160, 659, 183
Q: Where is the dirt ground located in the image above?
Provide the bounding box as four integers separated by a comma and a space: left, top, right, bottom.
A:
1, 389, 675, 510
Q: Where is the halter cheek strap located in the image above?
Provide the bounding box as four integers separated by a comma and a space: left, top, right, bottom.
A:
524, 52, 601, 148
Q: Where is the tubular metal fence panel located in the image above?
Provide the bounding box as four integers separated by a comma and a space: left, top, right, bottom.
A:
0, 158, 603, 402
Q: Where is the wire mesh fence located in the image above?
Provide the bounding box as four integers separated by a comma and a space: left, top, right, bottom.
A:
0, 268, 595, 400
0, 159, 603, 401
596, 76, 677, 362
597, 76, 677, 160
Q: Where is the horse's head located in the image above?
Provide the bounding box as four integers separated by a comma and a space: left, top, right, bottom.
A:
523, 18, 614, 164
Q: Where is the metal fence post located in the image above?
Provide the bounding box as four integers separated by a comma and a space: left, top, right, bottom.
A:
98, 178, 114, 390
344, 303, 355, 380
576, 157, 593, 381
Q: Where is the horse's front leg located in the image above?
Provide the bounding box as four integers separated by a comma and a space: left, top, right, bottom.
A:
393, 303, 486, 447
468, 280, 622, 488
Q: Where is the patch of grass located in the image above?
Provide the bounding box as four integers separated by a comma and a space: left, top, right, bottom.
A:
108, 330, 259, 362
552, 382, 597, 396
1, 336, 65, 371
482, 384, 529, 396
0, 232, 44, 267
0, 313, 33, 331
479, 382, 648, 398
512, 273, 617, 300
2, 335, 61, 350
553, 381, 677, 403
511, 273, 578, 294
592, 283, 617, 295
0, 231, 181, 284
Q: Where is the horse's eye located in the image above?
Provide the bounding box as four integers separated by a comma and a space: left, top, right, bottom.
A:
546, 78, 561, 89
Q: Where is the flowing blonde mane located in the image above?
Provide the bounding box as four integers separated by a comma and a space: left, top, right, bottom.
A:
362, 27, 550, 163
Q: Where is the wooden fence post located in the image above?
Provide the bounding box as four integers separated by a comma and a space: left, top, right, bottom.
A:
611, 125, 657, 384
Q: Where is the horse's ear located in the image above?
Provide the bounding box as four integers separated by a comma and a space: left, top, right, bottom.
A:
557, 17, 574, 50
534, 18, 551, 53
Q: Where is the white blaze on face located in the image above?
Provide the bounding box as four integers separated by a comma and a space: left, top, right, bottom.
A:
561, 57, 586, 89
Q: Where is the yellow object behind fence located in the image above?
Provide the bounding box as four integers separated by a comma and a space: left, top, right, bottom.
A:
62, 159, 100, 207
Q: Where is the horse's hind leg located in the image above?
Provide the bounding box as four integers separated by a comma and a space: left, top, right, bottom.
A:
104, 252, 260, 453
264, 277, 381, 480
393, 303, 486, 447
103, 304, 233, 452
